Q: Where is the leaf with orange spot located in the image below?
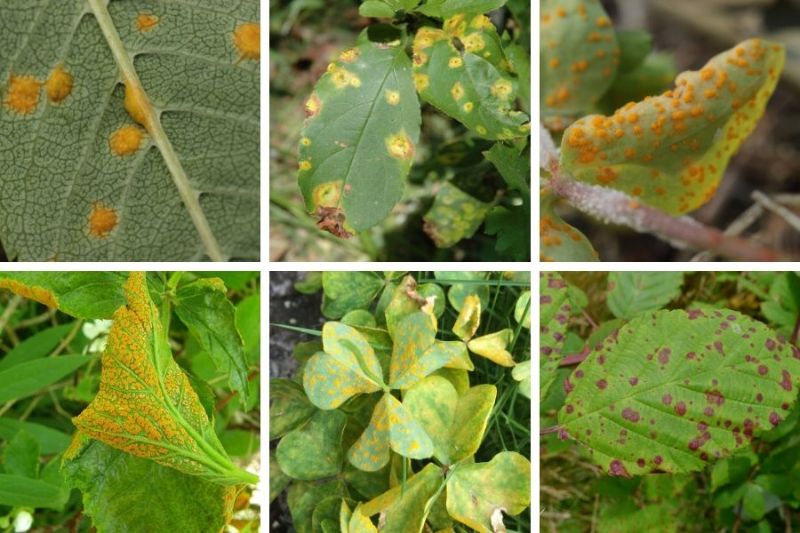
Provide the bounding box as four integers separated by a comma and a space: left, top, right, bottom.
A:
423, 182, 493, 248
539, 191, 598, 262
541, 0, 619, 125
298, 29, 421, 235
0, 272, 128, 319
72, 273, 256, 486
560, 39, 785, 215
358, 463, 443, 528
467, 328, 515, 367
413, 14, 529, 140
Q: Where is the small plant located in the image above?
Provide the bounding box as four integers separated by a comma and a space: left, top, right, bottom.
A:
541, 271, 800, 531
0, 272, 260, 532
271, 271, 531, 532
540, 0, 787, 261
296, 1, 531, 260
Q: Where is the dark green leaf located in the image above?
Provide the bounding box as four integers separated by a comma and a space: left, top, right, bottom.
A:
0, 323, 75, 372
0, 474, 68, 510
0, 355, 90, 404
3, 431, 40, 478
0, 419, 71, 455
276, 410, 347, 480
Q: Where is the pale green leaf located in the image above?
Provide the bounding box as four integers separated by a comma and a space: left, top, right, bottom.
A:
558, 309, 800, 477
540, 192, 598, 262
434, 271, 490, 310
540, 273, 570, 402
62, 439, 235, 532
0, 0, 259, 260
303, 351, 383, 409
467, 329, 515, 367
269, 450, 292, 503
514, 291, 531, 328
322, 272, 385, 319
269, 378, 316, 439
607, 272, 684, 319
299, 29, 420, 235
288, 479, 345, 533
511, 359, 531, 399
423, 182, 492, 248
416, 0, 508, 19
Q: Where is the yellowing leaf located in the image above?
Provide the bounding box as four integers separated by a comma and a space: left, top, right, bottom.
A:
560, 39, 785, 214
453, 293, 481, 341
468, 329, 515, 367
72, 273, 255, 485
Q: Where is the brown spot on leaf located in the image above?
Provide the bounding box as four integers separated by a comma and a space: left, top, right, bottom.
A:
315, 206, 353, 238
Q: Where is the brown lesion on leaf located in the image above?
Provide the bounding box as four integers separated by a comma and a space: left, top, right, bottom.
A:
423, 219, 446, 247
315, 206, 353, 238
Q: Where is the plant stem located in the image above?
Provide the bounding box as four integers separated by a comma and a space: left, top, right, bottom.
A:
547, 171, 789, 262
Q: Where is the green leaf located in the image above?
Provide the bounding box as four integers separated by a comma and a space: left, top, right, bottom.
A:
277, 410, 347, 480
0, 355, 90, 404
269, 450, 292, 504
299, 29, 421, 235
761, 272, 800, 336
403, 376, 496, 464
742, 482, 766, 520
598, 52, 677, 114
540, 273, 571, 402
484, 205, 530, 261
445, 451, 531, 533
359, 1, 397, 18
558, 309, 800, 477
72, 273, 254, 485
269, 379, 317, 439
62, 438, 234, 531
342, 309, 378, 327
541, 0, 619, 121
0, 419, 71, 455
540, 190, 598, 262
616, 30, 653, 72
288, 479, 345, 533
484, 142, 530, 193
3, 431, 40, 478
416, 0, 508, 18
0, 1, 259, 260
348, 393, 434, 471
505, 43, 530, 112
423, 182, 492, 248
607, 272, 684, 319
388, 311, 439, 387
174, 278, 250, 404
0, 323, 75, 372
417, 283, 446, 318
322, 272, 385, 319
0, 272, 127, 319
560, 39, 785, 215
0, 474, 68, 510
236, 292, 260, 365
434, 271, 490, 310
413, 15, 529, 140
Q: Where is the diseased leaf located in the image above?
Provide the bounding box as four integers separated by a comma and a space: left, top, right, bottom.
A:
423, 182, 492, 248
174, 277, 250, 404
269, 450, 291, 503
445, 451, 531, 533
298, 30, 421, 235
598, 51, 677, 114
348, 393, 434, 471
541, 0, 619, 123
72, 273, 252, 485
0, 1, 259, 260
63, 438, 235, 532
453, 293, 481, 341
540, 273, 570, 402
558, 309, 800, 477
276, 410, 347, 480
560, 39, 785, 214
389, 311, 438, 387
0, 272, 128, 319
416, 0, 508, 19
403, 376, 496, 464
540, 191, 598, 262
322, 272, 385, 319
607, 271, 684, 319
514, 290, 531, 328
511, 359, 531, 399
413, 14, 529, 140
288, 479, 345, 533
434, 271, 490, 310
467, 329, 515, 367
269, 379, 316, 439
359, 463, 443, 532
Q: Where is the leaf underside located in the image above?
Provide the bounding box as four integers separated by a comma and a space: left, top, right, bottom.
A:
298, 31, 421, 235
0, 0, 259, 260
560, 38, 785, 214
559, 309, 800, 477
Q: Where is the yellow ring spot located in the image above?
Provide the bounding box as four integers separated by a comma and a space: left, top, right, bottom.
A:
463, 101, 474, 112
299, 160, 312, 171
448, 56, 463, 68
300, 137, 311, 146
385, 90, 400, 105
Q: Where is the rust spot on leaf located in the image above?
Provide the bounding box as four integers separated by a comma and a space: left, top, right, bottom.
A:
233, 22, 260, 61
46, 65, 73, 103
136, 13, 160, 32
5, 75, 41, 115
88, 202, 118, 238
109, 125, 144, 156
0, 279, 58, 308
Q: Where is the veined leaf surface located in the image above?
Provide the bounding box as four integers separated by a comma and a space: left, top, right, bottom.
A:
63, 438, 235, 532
72, 272, 252, 485
540, 273, 570, 402
559, 309, 800, 477
0, 1, 259, 261
298, 30, 421, 236
413, 14, 530, 140
560, 39, 785, 214
607, 271, 684, 319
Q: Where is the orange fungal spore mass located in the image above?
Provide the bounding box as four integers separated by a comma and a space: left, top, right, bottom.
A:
88, 203, 118, 238
109, 125, 144, 156
46, 65, 73, 103
5, 75, 42, 115
234, 22, 260, 61
136, 13, 160, 32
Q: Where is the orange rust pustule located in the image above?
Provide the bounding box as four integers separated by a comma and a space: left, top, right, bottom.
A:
136, 14, 160, 32
0, 279, 58, 308
315, 206, 353, 238
5, 75, 42, 115
88, 203, 119, 238
233, 22, 260, 61
46, 65, 73, 103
